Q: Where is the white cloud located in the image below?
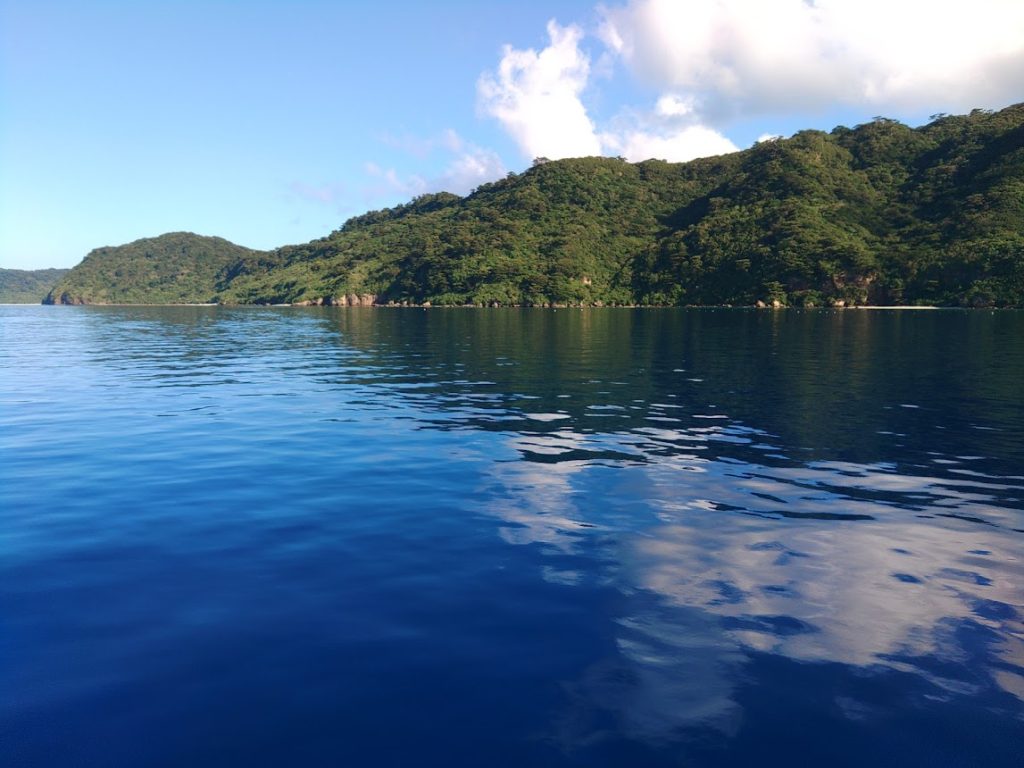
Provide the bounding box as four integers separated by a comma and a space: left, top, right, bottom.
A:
654, 94, 694, 118
479, 20, 738, 164
479, 1, 1024, 169
602, 90, 739, 161
602, 124, 738, 162
598, 0, 1024, 121
478, 20, 602, 160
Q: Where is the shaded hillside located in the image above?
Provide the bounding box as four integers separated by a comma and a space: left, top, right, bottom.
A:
45, 233, 265, 305
0, 268, 69, 303
51, 105, 1024, 307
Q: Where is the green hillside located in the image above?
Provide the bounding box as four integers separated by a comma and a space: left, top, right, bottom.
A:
45, 233, 265, 305
48, 104, 1024, 307
0, 268, 69, 303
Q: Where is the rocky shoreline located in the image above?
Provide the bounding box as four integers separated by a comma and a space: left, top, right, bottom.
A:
41, 295, 945, 310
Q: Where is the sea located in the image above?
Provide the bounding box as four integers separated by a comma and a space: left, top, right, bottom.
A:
2, 305, 1022, 766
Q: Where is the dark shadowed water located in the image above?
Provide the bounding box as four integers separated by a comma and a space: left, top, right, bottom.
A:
2, 305, 1022, 766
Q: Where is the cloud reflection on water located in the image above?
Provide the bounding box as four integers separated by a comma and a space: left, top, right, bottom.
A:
481, 420, 1024, 744
307, 304, 1024, 745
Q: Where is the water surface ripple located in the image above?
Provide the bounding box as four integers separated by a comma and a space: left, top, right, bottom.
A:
2, 306, 1022, 766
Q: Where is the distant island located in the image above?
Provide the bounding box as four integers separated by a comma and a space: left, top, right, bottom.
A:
0, 268, 70, 304
45, 104, 1023, 308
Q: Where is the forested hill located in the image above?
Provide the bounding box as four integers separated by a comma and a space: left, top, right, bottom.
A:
48, 104, 1024, 307
0, 268, 69, 303
45, 233, 264, 305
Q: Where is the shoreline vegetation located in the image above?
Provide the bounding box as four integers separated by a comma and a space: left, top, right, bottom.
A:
36, 104, 1024, 309
29, 301, 961, 310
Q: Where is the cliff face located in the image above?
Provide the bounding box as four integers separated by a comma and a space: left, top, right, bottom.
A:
43, 291, 84, 306
48, 104, 1024, 308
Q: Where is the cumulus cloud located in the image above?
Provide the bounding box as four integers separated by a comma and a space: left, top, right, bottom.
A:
478, 20, 603, 160
479, 20, 737, 163
601, 91, 739, 161
479, 2, 1024, 165
598, 0, 1024, 121
602, 123, 738, 162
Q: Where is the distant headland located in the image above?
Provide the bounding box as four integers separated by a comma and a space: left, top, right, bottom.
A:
0, 268, 70, 304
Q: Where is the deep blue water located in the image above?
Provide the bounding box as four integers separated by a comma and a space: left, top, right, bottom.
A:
2, 305, 1022, 766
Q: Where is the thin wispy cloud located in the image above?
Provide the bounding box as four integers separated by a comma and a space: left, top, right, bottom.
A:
364, 130, 506, 202
377, 128, 467, 159
288, 181, 348, 205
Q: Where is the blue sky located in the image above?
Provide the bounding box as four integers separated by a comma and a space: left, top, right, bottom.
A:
2, 0, 1022, 269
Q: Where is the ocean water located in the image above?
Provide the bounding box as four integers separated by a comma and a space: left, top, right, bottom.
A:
1, 305, 1022, 767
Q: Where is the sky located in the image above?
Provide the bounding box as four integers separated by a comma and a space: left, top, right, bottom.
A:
2, 0, 1022, 269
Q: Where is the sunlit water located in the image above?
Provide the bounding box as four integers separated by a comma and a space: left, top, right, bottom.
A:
2, 306, 1022, 766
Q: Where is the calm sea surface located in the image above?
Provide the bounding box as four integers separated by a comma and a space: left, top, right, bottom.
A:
2, 306, 1022, 766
